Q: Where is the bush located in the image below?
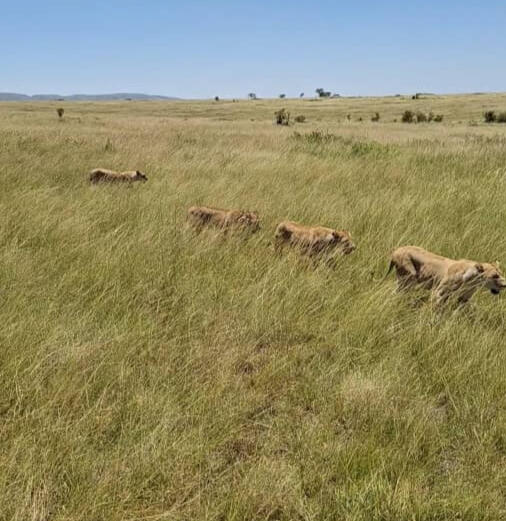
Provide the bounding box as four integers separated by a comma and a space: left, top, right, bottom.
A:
401, 110, 415, 123
497, 112, 506, 123
56, 107, 64, 119
293, 130, 339, 145
346, 114, 351, 121
274, 108, 290, 126
434, 114, 444, 122
484, 111, 496, 123
214, 96, 219, 101
294, 115, 306, 123
416, 112, 427, 123
371, 112, 380, 122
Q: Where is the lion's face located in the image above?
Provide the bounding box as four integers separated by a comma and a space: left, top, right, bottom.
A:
238, 212, 260, 232
332, 231, 356, 255
480, 262, 506, 295
135, 170, 148, 182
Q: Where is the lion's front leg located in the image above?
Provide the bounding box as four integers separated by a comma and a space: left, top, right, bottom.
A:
433, 277, 460, 307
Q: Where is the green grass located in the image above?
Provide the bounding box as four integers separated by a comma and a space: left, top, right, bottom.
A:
2, 95, 506, 520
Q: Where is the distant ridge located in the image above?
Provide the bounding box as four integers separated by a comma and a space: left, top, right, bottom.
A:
0, 92, 180, 101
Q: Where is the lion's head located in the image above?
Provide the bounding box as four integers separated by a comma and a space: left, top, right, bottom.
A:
134, 170, 148, 182
479, 262, 506, 295
238, 212, 260, 232
332, 230, 356, 255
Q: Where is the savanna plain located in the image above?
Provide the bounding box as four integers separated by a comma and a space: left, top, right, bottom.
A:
2, 94, 506, 521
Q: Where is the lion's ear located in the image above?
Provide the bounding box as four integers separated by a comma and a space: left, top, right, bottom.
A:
332, 231, 342, 242
476, 263, 485, 273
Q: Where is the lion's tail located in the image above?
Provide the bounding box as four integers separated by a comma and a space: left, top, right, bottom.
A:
383, 259, 395, 281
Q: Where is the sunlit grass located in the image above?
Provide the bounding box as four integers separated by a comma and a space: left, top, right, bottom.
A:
1, 95, 506, 520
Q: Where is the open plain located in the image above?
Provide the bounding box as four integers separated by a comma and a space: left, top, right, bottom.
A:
2, 94, 506, 520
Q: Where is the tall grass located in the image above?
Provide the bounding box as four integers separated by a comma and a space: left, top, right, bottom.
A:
1, 96, 506, 520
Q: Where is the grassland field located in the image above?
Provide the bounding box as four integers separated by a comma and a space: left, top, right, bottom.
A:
2, 93, 506, 520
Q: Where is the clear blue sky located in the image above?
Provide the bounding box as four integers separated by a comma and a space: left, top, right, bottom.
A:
1, 1, 505, 98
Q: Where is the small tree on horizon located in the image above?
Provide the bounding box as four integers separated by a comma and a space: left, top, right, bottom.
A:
248, 92, 257, 100
315, 88, 331, 98
300, 92, 304, 98
279, 94, 286, 99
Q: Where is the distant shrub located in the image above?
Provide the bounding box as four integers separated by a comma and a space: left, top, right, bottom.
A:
497, 112, 506, 123
416, 111, 427, 123
293, 130, 339, 145
279, 94, 286, 99
274, 108, 290, 126
214, 96, 219, 101
56, 107, 64, 119
434, 114, 444, 122
294, 115, 306, 123
401, 110, 415, 123
346, 114, 351, 121
484, 111, 496, 123
393, 118, 397, 123
315, 88, 331, 98
292, 131, 398, 159
371, 112, 380, 122
358, 117, 363, 122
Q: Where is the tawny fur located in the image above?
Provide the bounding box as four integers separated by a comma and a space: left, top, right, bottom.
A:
274, 220, 355, 257
89, 168, 148, 184
387, 245, 506, 305
187, 206, 260, 233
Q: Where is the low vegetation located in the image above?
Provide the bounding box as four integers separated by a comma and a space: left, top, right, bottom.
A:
483, 110, 506, 123
402, 110, 443, 123
402, 109, 415, 123
484, 111, 497, 123
498, 112, 506, 123
2, 93, 506, 520
274, 108, 290, 125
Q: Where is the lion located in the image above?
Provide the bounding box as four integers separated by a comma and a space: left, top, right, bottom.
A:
386, 245, 506, 305
89, 168, 148, 184
187, 206, 260, 234
274, 220, 356, 261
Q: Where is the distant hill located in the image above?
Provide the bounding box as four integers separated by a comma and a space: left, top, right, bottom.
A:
0, 93, 32, 101
0, 92, 180, 101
